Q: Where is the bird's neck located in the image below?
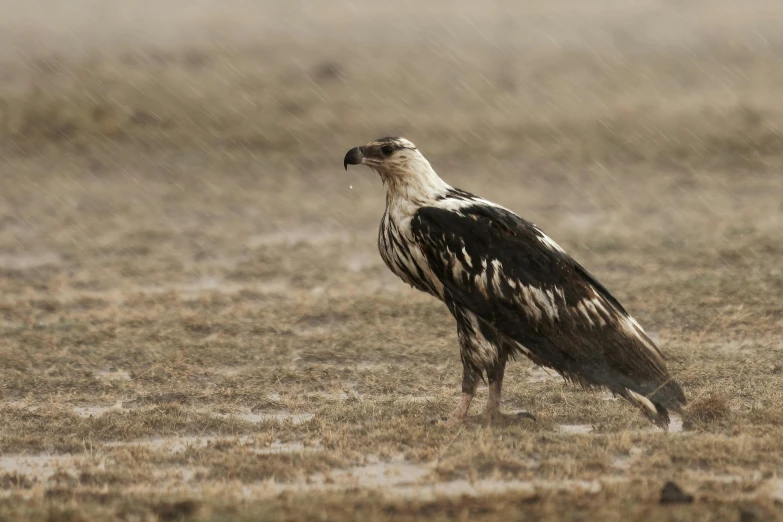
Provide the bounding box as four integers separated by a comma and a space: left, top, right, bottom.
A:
380, 160, 452, 209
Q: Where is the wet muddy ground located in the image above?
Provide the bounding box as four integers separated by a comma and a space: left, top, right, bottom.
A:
1, 142, 781, 521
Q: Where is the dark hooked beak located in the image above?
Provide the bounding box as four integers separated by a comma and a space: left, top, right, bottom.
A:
343, 146, 364, 170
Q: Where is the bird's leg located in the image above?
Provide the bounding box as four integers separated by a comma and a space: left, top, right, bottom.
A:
450, 366, 478, 421
484, 354, 507, 420
482, 353, 536, 425
451, 393, 474, 420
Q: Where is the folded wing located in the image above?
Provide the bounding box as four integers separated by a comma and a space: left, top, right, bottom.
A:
411, 203, 685, 424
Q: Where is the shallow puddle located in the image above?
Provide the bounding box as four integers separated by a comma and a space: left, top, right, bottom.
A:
104, 435, 319, 456
73, 402, 127, 418
253, 442, 322, 455
70, 402, 315, 425
212, 410, 315, 425
312, 454, 430, 489
389, 478, 603, 500
106, 435, 253, 453
0, 453, 79, 482
257, 412, 315, 424
2, 448, 780, 504
559, 424, 593, 434
277, 455, 612, 500
96, 369, 132, 381
627, 415, 684, 435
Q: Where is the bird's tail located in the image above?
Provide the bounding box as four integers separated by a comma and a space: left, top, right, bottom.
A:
621, 379, 686, 430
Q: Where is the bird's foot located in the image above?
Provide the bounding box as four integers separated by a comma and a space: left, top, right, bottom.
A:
480, 409, 537, 426
441, 393, 473, 425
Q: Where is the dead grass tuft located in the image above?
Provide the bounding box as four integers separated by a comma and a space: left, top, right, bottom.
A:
152, 500, 200, 521
683, 392, 732, 429
0, 471, 35, 489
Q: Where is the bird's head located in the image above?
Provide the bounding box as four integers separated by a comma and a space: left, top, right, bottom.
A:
344, 137, 448, 198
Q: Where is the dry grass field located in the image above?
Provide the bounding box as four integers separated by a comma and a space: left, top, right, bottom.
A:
1, 1, 783, 520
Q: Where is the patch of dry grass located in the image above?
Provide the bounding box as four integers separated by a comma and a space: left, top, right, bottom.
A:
0, 143, 781, 519
2, 40, 783, 168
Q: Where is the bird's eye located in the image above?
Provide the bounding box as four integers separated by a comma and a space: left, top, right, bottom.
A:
381, 145, 394, 157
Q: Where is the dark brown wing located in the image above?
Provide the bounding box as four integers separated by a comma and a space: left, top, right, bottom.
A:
411, 203, 686, 421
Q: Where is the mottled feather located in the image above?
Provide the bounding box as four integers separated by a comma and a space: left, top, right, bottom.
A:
411, 203, 685, 424
345, 136, 686, 428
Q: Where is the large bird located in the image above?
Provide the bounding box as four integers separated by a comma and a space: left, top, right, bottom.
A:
344, 137, 686, 428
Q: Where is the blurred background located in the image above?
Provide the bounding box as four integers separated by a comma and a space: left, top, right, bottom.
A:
1, 0, 782, 163
1, 2, 783, 517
